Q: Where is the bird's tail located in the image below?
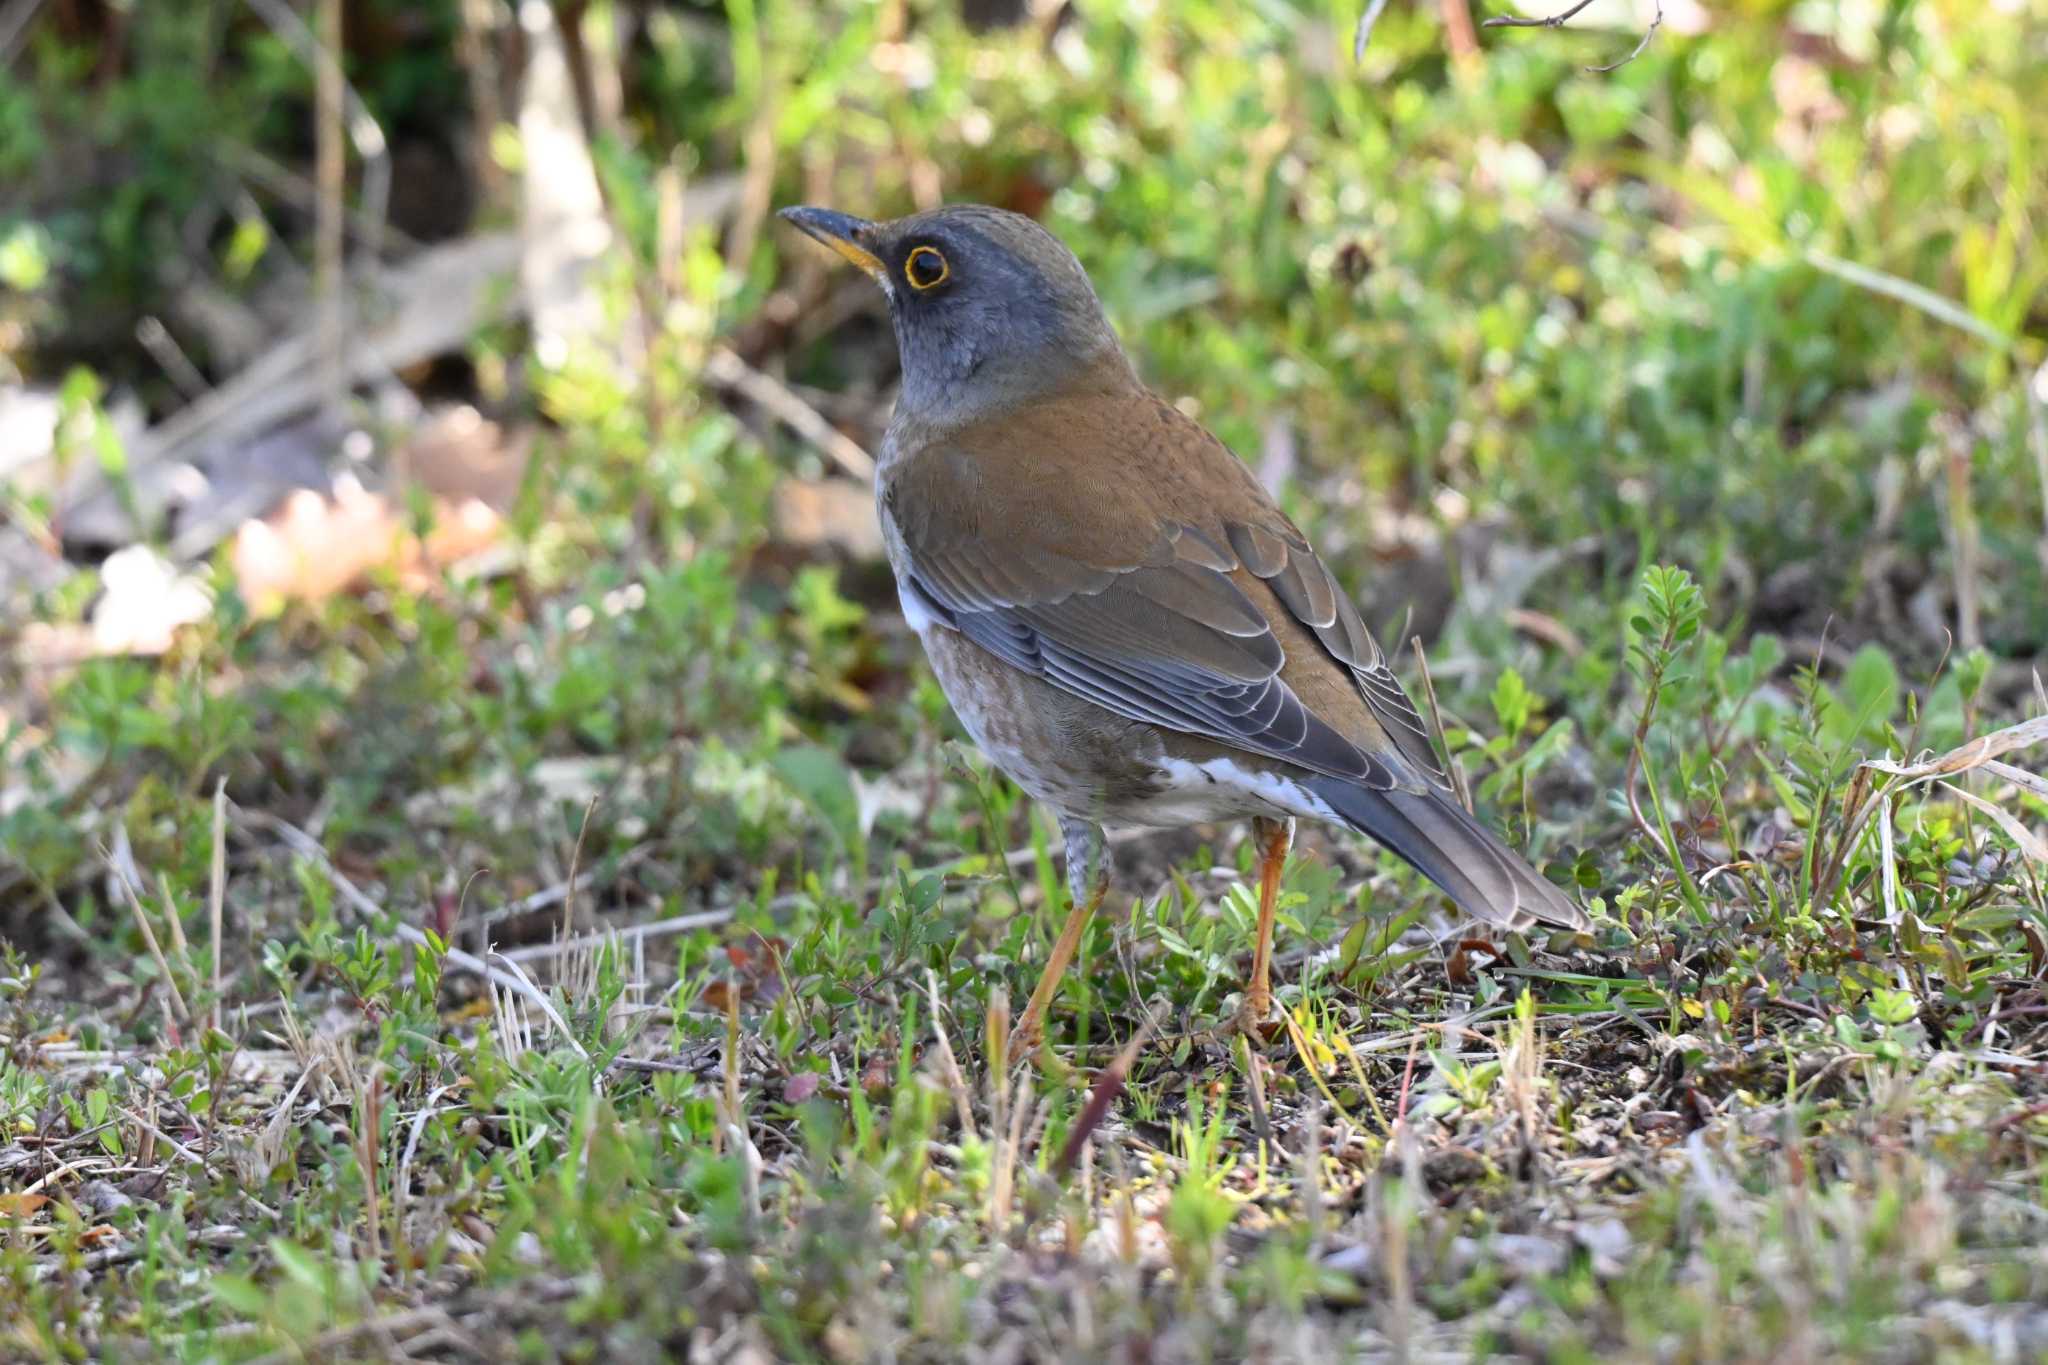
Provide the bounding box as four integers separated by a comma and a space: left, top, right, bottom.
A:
1305, 780, 1588, 932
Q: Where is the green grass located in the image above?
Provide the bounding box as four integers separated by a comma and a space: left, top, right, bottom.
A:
4, 0, 2048, 1359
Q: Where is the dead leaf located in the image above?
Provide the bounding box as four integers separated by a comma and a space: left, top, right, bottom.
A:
2019, 921, 2046, 978
1446, 937, 1502, 987
231, 479, 502, 613
1942, 782, 2048, 864
399, 405, 531, 509
720, 934, 788, 1006
0, 1192, 49, 1218
1984, 759, 2048, 802
1862, 715, 2048, 786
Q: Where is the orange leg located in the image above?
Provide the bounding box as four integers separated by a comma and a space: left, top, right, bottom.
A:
1239, 815, 1294, 1029
1009, 817, 1110, 1064
1008, 878, 1107, 1063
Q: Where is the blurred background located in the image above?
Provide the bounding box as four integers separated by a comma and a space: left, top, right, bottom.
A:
3, 0, 2046, 977
4, 3, 2048, 1354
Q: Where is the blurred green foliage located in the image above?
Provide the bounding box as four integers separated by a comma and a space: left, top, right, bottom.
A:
3, 2, 2048, 1358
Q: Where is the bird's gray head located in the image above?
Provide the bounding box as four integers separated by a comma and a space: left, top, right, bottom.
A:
778, 203, 1133, 426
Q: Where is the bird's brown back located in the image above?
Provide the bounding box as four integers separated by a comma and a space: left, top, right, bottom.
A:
883, 377, 1439, 787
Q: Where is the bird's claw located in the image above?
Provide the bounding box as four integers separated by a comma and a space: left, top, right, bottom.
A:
1003, 1024, 1041, 1067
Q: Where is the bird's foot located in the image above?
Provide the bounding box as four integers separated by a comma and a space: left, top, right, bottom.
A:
1003, 1021, 1041, 1067
1231, 991, 1284, 1043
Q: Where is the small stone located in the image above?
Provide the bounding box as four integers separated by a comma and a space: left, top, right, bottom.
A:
77, 1180, 133, 1217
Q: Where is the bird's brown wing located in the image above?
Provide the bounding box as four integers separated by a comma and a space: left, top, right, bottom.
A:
883, 393, 1432, 792
1217, 518, 1448, 786
898, 511, 1403, 788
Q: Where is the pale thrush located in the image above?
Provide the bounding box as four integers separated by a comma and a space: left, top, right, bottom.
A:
781, 203, 1588, 1054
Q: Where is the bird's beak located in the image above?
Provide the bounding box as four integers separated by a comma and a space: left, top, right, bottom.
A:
778, 206, 885, 282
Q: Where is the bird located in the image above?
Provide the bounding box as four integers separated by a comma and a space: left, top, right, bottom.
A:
779, 202, 1588, 1056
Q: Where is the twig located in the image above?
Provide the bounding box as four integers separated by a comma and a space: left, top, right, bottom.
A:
1441, 0, 1480, 67
1410, 635, 1471, 812
562, 795, 598, 949
704, 346, 878, 482
245, 1307, 458, 1365
607, 1056, 694, 1075
1806, 248, 2010, 352
1053, 1004, 1163, 1179
1237, 1031, 1272, 1146
924, 969, 980, 1143
106, 831, 190, 1024
2027, 362, 2048, 571
1504, 607, 1585, 657
355, 1068, 383, 1267
1353, 0, 1393, 62
453, 0, 507, 205
134, 319, 210, 401
209, 779, 227, 1033
313, 0, 346, 415
395, 1081, 462, 1230
468, 843, 656, 932
116, 1105, 208, 1169
1585, 0, 1660, 71
0, 0, 46, 67
493, 826, 1150, 965
493, 908, 733, 964
1945, 420, 1983, 650
242, 0, 390, 262
1481, 0, 1663, 72
1395, 1031, 1423, 1122
232, 806, 591, 1048
156, 873, 190, 958
1480, 0, 1598, 28
217, 143, 421, 256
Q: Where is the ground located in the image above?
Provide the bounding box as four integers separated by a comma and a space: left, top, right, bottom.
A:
2, 1, 2047, 1361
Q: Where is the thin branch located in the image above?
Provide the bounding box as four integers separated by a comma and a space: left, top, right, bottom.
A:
106, 829, 190, 1025
1353, 0, 1393, 62
1053, 1004, 1163, 1180
2029, 362, 2048, 565
232, 806, 585, 1040
217, 144, 420, 257
1806, 248, 2012, 352
242, 0, 391, 259
0, 0, 47, 67
1585, 0, 1661, 71
1481, 0, 1598, 29
704, 346, 877, 482
208, 779, 226, 1034
314, 0, 346, 415
492, 908, 733, 965
1481, 0, 1664, 73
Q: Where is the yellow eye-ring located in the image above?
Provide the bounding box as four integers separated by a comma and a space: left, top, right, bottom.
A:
904, 245, 949, 290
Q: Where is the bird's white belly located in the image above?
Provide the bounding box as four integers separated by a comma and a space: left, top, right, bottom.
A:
1111, 756, 1340, 830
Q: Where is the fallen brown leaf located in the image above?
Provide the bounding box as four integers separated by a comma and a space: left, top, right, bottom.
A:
231, 480, 503, 613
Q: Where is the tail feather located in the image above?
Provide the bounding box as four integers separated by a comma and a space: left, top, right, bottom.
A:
1307, 780, 1587, 931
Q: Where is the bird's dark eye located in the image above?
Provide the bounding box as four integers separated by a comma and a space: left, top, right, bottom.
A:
904, 245, 949, 291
